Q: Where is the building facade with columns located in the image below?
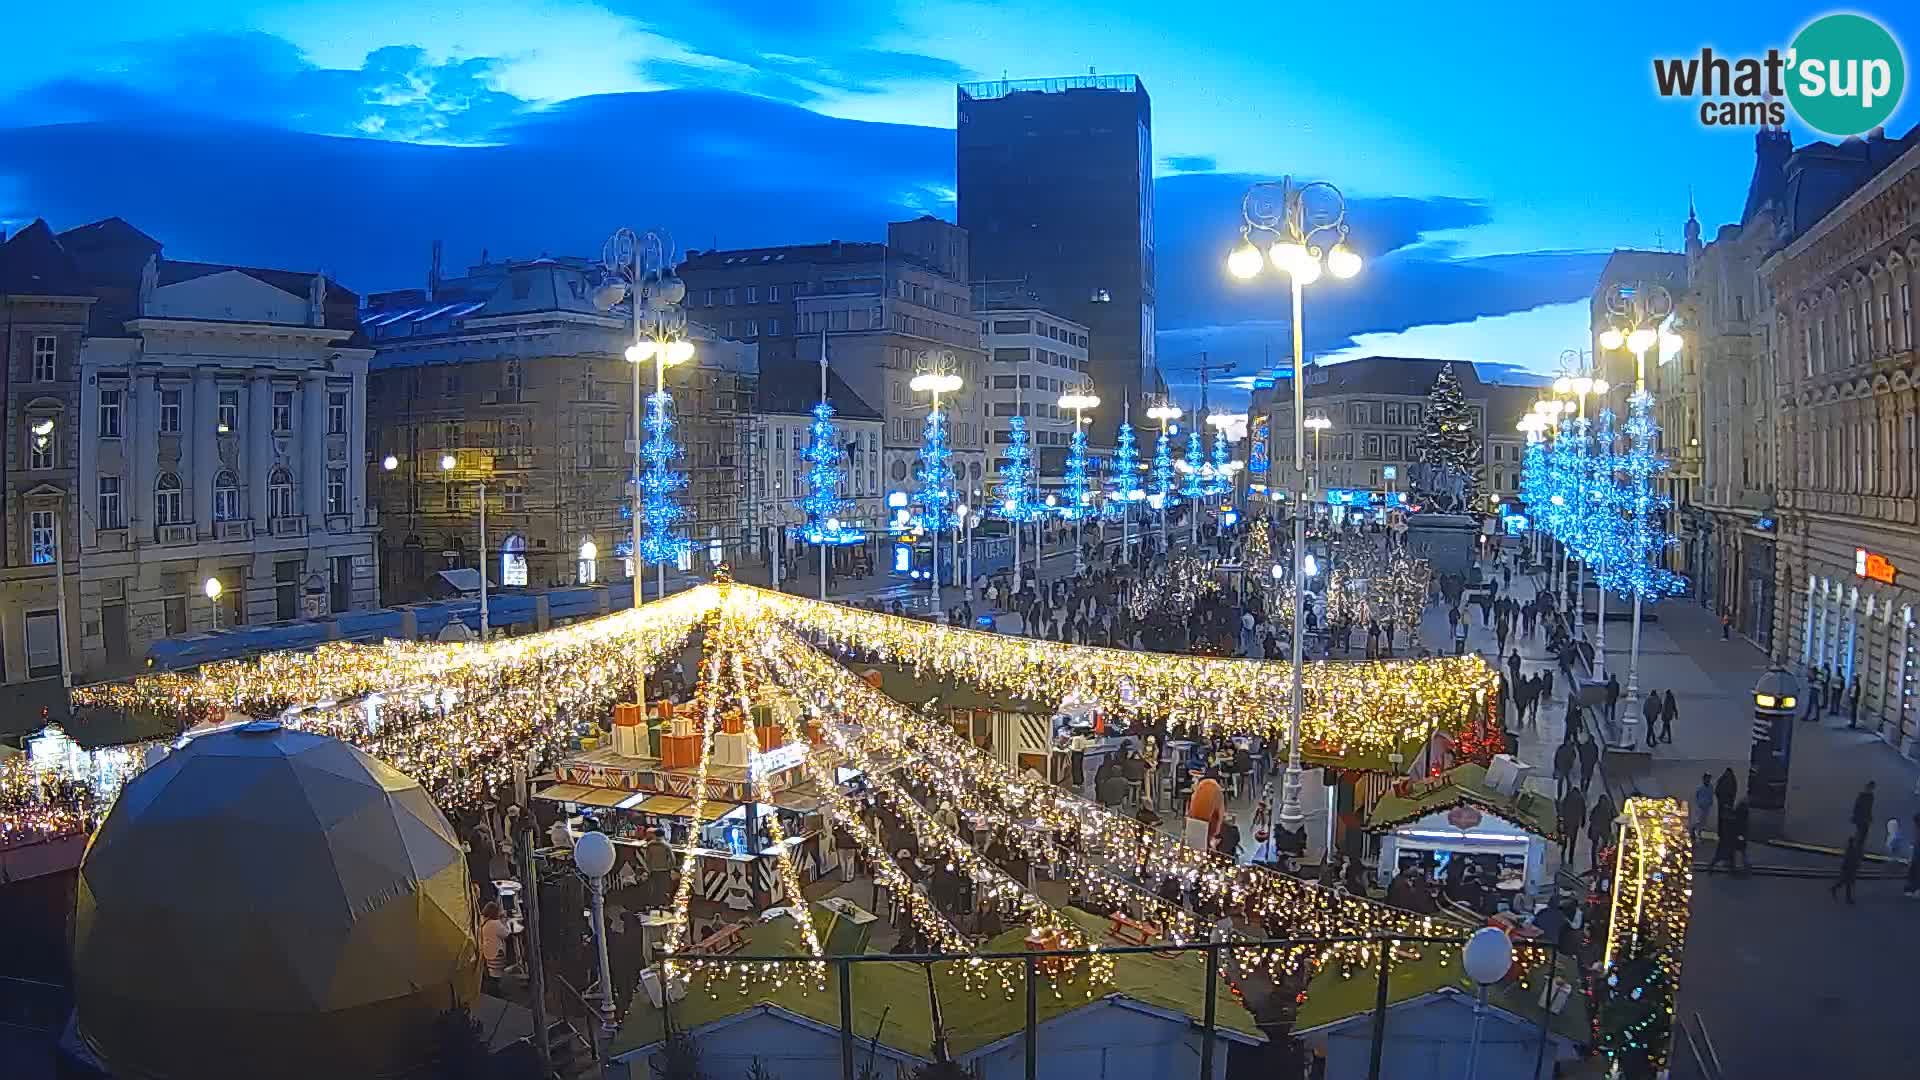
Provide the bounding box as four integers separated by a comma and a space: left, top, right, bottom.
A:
1765, 129, 1920, 756
52, 218, 380, 672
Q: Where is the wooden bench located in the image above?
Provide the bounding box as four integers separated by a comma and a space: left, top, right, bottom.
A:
688, 922, 747, 956
1107, 913, 1161, 947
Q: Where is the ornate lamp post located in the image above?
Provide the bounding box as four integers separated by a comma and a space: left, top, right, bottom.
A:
1227, 177, 1362, 838
440, 452, 488, 639
601, 228, 693, 607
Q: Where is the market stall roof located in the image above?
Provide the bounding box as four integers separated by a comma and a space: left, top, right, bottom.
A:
613, 906, 1263, 1058
856, 662, 1048, 713
532, 783, 596, 804
1363, 763, 1558, 838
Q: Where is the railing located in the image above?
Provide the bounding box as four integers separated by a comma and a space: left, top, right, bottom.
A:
959, 74, 1141, 100
639, 932, 1575, 1080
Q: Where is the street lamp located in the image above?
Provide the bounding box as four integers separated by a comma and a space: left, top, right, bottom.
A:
1227, 175, 1360, 841
382, 454, 398, 472
910, 366, 963, 614
603, 227, 692, 610
442, 453, 488, 639
572, 830, 618, 1039
1058, 387, 1099, 571
1303, 413, 1332, 505
203, 577, 224, 630
1461, 926, 1515, 1079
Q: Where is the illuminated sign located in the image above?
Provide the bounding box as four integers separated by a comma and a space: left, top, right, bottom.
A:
750, 741, 809, 778
1382, 466, 1397, 481
1855, 548, 1897, 585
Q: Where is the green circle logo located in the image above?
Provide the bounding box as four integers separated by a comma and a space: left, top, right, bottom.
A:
1787, 14, 1905, 136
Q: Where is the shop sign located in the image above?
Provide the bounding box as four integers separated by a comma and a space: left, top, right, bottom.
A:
1446, 805, 1484, 831
750, 741, 808, 778
1855, 548, 1897, 585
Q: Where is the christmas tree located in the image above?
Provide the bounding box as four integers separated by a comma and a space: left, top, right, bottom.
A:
1151, 427, 1178, 513
1104, 420, 1141, 521
638, 390, 691, 565
1580, 408, 1624, 572
913, 405, 956, 533
1607, 390, 1686, 601
1414, 363, 1482, 510
794, 401, 850, 543
1207, 424, 1233, 498
1180, 430, 1207, 504
1244, 514, 1273, 571
995, 415, 1038, 522
1061, 417, 1092, 521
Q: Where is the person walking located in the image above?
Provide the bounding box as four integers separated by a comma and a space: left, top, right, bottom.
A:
1558, 786, 1587, 866
1507, 650, 1523, 690
1659, 689, 1678, 745
1605, 674, 1621, 728
1588, 792, 1616, 872
1804, 666, 1824, 723
478, 901, 511, 997
1715, 768, 1738, 814
1642, 691, 1661, 750
1720, 610, 1732, 640
1553, 737, 1576, 801
1577, 731, 1599, 795
1831, 834, 1864, 904
1691, 773, 1714, 844
1851, 781, 1876, 846
1453, 620, 1468, 656
1729, 798, 1751, 872
1848, 678, 1863, 729
1496, 618, 1509, 656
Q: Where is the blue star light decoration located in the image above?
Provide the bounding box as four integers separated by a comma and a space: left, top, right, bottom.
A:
913, 404, 956, 533
995, 414, 1040, 523
793, 401, 855, 545
638, 390, 691, 565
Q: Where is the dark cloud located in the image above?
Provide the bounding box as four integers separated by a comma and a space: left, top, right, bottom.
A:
9, 32, 526, 144
1161, 154, 1217, 172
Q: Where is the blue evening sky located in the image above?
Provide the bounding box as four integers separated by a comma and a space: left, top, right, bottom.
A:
3, 1, 1916, 402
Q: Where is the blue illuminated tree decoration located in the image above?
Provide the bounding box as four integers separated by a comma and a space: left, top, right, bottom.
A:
1519, 431, 1549, 532
995, 414, 1040, 522
1206, 424, 1233, 498
794, 401, 850, 544
1605, 391, 1686, 600
1061, 419, 1092, 521
913, 403, 956, 533
1180, 430, 1207, 504
1247, 417, 1270, 486
1103, 420, 1140, 520
1578, 408, 1624, 569
1151, 427, 1178, 510
638, 390, 691, 565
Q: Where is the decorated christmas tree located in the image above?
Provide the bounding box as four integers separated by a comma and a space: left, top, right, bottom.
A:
1061, 418, 1092, 521
638, 390, 691, 566
1244, 514, 1273, 571
995, 415, 1038, 523
1180, 430, 1207, 505
794, 401, 850, 543
1606, 390, 1686, 602
1151, 427, 1178, 514
1104, 420, 1141, 521
1207, 424, 1233, 498
1413, 363, 1483, 510
913, 405, 956, 534
1580, 408, 1625, 572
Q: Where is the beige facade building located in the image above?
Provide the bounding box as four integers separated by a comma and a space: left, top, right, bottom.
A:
1765, 129, 1920, 755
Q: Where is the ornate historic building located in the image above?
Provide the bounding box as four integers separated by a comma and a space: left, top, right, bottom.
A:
1767, 129, 1920, 755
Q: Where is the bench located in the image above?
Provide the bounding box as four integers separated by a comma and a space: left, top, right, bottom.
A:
688, 922, 747, 956
1107, 913, 1161, 947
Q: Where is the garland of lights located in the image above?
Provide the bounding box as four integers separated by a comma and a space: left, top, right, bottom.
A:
728, 650, 826, 983
739, 585, 1495, 754
794, 401, 853, 545
1207, 425, 1233, 499
1597, 797, 1691, 1076
640, 390, 692, 566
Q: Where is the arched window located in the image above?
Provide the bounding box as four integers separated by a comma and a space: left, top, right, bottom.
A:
154, 472, 185, 525
213, 470, 241, 522
500, 533, 528, 587
268, 466, 295, 519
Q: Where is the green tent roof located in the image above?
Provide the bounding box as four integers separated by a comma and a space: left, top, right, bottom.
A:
1364, 763, 1558, 838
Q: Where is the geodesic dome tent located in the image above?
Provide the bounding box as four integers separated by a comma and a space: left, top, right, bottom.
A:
72, 721, 479, 1079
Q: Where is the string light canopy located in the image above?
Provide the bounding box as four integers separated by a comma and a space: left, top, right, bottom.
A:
1598, 797, 1692, 1076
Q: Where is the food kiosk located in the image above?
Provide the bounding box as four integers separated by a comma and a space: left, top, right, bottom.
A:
1367, 762, 1555, 905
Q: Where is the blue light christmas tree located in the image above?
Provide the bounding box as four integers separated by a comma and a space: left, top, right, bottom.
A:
1103, 420, 1141, 521
1207, 425, 1233, 498
913, 404, 956, 533
1180, 430, 1207, 504
794, 401, 850, 544
1607, 391, 1686, 600
1578, 408, 1624, 571
1061, 417, 1092, 521
995, 415, 1039, 523
1151, 427, 1178, 512
1518, 435, 1549, 532
1247, 417, 1270, 486
638, 390, 691, 565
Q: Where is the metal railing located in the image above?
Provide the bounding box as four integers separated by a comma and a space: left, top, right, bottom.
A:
646, 931, 1571, 1080
959, 75, 1142, 100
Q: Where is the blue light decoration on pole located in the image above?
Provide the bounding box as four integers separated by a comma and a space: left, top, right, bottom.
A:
1148, 407, 1181, 544
995, 413, 1039, 589
910, 365, 963, 612
794, 399, 854, 601
1583, 406, 1625, 681
1105, 414, 1141, 558
638, 389, 691, 570
1614, 388, 1686, 703
1061, 419, 1092, 522
1180, 429, 1207, 545
1207, 423, 1233, 499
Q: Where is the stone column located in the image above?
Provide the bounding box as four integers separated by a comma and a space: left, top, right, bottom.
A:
249, 372, 274, 532
349, 371, 369, 527
303, 371, 327, 531
129, 371, 158, 538
193, 369, 216, 530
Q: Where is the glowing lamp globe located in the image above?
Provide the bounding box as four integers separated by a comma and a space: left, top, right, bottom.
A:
1462, 926, 1514, 985
1227, 241, 1264, 279
625, 341, 658, 364
574, 830, 616, 878
1598, 327, 1626, 352
1627, 327, 1658, 354
666, 339, 696, 366
71, 723, 477, 1080
1326, 243, 1362, 279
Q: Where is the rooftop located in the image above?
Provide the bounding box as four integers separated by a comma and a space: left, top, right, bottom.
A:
959, 74, 1144, 101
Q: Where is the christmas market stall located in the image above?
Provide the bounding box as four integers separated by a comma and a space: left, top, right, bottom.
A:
1365, 761, 1557, 909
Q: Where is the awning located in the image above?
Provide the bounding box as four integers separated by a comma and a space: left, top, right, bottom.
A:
636, 795, 692, 817
533, 783, 596, 804
575, 787, 637, 808
770, 789, 819, 812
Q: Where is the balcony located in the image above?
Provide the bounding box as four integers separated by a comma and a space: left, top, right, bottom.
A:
216, 520, 253, 541
270, 516, 308, 538
157, 524, 194, 547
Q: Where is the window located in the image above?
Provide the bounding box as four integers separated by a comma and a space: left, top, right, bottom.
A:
446, 370, 462, 395
97, 476, 123, 530
98, 389, 123, 438
214, 471, 240, 521
705, 289, 717, 306
268, 467, 295, 519
31, 335, 56, 382
328, 391, 348, 435
724, 288, 737, 304
745, 286, 758, 303
744, 319, 759, 338
272, 390, 294, 433
443, 484, 459, 512
154, 472, 185, 525
992, 319, 1032, 334
28, 417, 55, 470
159, 388, 181, 433
504, 357, 521, 389
326, 468, 346, 515
767, 284, 782, 302
767, 318, 782, 336
1385, 403, 1401, 425
218, 389, 240, 433
503, 482, 525, 511
29, 510, 55, 565
444, 420, 463, 449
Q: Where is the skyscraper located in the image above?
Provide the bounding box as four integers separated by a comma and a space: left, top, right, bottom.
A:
958, 74, 1158, 446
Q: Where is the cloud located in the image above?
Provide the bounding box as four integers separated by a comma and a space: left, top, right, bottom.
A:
1161, 154, 1217, 172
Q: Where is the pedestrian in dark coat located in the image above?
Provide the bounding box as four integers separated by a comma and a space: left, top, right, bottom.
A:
1832, 834, 1864, 903
1553, 739, 1576, 800
1558, 787, 1587, 864
1851, 781, 1876, 845
1577, 733, 1599, 794
1508, 650, 1523, 688
1714, 768, 1737, 813
1588, 793, 1616, 871
1642, 692, 1661, 750
1660, 690, 1678, 744
1605, 675, 1621, 726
